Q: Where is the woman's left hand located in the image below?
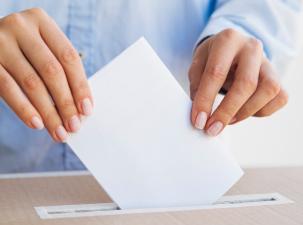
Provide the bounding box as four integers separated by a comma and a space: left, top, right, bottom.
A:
189, 29, 288, 136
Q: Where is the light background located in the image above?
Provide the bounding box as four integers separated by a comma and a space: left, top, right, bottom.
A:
229, 24, 303, 167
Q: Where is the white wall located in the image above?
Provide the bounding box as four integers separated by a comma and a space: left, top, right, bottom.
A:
230, 38, 303, 168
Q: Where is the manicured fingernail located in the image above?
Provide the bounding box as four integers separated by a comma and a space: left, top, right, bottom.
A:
55, 125, 68, 142
207, 121, 224, 136
31, 116, 44, 130
69, 115, 81, 132
81, 98, 93, 116
195, 112, 207, 130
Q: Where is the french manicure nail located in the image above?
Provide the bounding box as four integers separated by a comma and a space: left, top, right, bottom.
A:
69, 115, 81, 132
207, 121, 224, 136
195, 112, 207, 130
55, 125, 68, 142
31, 116, 44, 130
81, 98, 93, 116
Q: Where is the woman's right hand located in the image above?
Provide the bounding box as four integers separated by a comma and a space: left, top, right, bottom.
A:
0, 8, 93, 142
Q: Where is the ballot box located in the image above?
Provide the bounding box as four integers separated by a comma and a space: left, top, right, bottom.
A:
0, 167, 303, 225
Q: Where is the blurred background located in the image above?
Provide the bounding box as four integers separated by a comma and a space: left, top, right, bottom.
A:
229, 21, 303, 168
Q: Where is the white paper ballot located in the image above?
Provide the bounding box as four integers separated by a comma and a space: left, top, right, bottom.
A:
68, 38, 243, 210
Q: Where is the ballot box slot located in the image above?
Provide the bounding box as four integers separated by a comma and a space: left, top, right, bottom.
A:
47, 206, 120, 215
35, 193, 293, 219
35, 203, 120, 219
216, 197, 277, 205
47, 207, 120, 215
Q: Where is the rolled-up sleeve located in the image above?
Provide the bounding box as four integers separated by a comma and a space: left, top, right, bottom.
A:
198, 0, 302, 73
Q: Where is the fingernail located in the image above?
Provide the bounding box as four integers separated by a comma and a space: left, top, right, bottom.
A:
195, 112, 207, 130
69, 115, 81, 132
207, 121, 224, 136
31, 116, 44, 130
55, 125, 68, 142
81, 98, 93, 116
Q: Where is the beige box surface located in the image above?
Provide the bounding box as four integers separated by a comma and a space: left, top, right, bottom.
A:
0, 167, 303, 225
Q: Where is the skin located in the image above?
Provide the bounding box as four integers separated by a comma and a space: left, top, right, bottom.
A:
0, 9, 288, 142
189, 29, 288, 136
0, 8, 93, 142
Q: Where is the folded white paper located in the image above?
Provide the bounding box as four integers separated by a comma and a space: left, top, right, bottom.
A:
68, 38, 243, 210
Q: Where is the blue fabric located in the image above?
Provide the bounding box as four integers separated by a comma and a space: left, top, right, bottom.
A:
0, 0, 300, 172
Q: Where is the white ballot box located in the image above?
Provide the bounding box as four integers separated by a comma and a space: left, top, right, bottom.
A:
0, 167, 302, 225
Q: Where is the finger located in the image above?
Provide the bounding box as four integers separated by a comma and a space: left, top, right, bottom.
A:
0, 45, 68, 142
191, 29, 242, 130
31, 9, 93, 116
16, 29, 81, 133
232, 60, 280, 123
188, 43, 208, 100
206, 38, 263, 136
255, 88, 288, 117
0, 64, 44, 130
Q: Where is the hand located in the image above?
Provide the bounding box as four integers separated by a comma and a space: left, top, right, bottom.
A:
189, 29, 288, 136
0, 8, 93, 142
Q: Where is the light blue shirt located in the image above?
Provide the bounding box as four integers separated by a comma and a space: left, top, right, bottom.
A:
0, 0, 301, 172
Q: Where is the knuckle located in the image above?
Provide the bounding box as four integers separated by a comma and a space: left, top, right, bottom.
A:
188, 66, 197, 82
216, 108, 234, 122
188, 64, 195, 76
245, 38, 263, 54
0, 33, 5, 42
26, 7, 46, 16
206, 64, 226, 81
0, 74, 11, 94
22, 73, 40, 91
247, 38, 263, 49
190, 89, 197, 101
237, 106, 251, 118
0, 33, 9, 48
232, 75, 258, 96
262, 78, 281, 97
61, 47, 80, 65
219, 28, 239, 40
232, 84, 248, 97
2, 13, 25, 26
191, 58, 199, 67
19, 104, 30, 117
60, 98, 76, 110
44, 108, 60, 125
238, 75, 258, 92
42, 59, 63, 77
277, 90, 289, 106
76, 79, 89, 93
193, 94, 209, 110
190, 83, 198, 100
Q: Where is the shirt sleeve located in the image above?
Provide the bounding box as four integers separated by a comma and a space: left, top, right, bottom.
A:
198, 0, 302, 75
